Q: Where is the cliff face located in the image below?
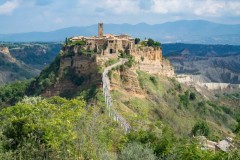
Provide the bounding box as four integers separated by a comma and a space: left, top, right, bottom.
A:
132, 47, 175, 77
111, 69, 143, 95
42, 44, 175, 97
42, 45, 102, 97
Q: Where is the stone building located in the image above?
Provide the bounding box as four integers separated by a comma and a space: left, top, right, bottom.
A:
71, 23, 135, 55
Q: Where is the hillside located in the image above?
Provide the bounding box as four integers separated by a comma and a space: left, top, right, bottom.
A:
0, 54, 239, 159
163, 43, 240, 84
6, 42, 61, 69
1, 20, 240, 45
108, 67, 238, 137
0, 33, 239, 159
0, 46, 39, 85
0, 43, 61, 85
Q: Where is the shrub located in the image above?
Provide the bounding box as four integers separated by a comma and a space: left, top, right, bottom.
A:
135, 38, 141, 44
191, 121, 210, 137
150, 76, 157, 85
189, 92, 196, 100
179, 94, 189, 108
119, 142, 156, 160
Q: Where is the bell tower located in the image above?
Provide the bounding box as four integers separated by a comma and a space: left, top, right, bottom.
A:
98, 23, 103, 38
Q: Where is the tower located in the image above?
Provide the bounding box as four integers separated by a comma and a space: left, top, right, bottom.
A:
98, 23, 103, 37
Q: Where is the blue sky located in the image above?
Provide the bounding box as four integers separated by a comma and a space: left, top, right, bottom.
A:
0, 0, 240, 34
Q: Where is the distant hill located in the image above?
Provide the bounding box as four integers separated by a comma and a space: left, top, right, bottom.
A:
0, 46, 39, 85
0, 20, 240, 45
162, 43, 240, 56
164, 43, 240, 84
0, 43, 61, 85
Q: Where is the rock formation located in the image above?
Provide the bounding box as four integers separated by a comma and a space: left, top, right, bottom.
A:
42, 23, 175, 97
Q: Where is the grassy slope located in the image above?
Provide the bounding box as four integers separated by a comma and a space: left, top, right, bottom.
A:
110, 69, 237, 140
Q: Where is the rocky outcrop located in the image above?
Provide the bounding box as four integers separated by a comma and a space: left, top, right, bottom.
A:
111, 69, 143, 95
42, 44, 175, 97
0, 47, 16, 63
132, 47, 174, 77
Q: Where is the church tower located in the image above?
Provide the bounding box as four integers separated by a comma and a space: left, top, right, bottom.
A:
98, 23, 103, 38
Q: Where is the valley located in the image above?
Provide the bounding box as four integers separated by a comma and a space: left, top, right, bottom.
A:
1, 0, 240, 158
0, 30, 239, 159
0, 43, 61, 85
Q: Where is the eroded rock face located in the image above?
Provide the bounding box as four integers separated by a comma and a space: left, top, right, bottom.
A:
43, 45, 175, 97
0, 47, 16, 63
132, 47, 175, 78
110, 69, 143, 95
121, 69, 143, 95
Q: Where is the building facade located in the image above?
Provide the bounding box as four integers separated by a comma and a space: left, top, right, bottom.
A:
71, 23, 135, 55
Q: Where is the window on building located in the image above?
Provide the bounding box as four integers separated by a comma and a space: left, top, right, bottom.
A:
110, 49, 113, 54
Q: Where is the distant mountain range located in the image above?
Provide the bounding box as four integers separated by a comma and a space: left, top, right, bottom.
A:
1, 20, 240, 45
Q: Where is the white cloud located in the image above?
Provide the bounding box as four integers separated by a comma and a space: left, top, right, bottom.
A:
96, 0, 139, 14
194, 0, 225, 16
0, 0, 19, 15
145, 0, 240, 17
227, 1, 240, 15
54, 17, 63, 23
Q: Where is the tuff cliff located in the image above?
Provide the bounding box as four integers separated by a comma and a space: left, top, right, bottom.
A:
40, 43, 174, 97
132, 46, 174, 77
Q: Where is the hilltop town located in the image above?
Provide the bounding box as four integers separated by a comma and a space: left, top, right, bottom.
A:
0, 23, 239, 159
43, 23, 174, 96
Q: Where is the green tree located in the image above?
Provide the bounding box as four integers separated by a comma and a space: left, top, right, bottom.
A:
0, 81, 30, 107
189, 92, 196, 100
135, 38, 141, 44
154, 41, 161, 47
147, 38, 155, 46
0, 96, 86, 159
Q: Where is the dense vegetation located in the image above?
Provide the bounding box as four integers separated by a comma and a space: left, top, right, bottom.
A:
26, 55, 60, 96
0, 96, 125, 159
0, 81, 30, 108
0, 94, 239, 159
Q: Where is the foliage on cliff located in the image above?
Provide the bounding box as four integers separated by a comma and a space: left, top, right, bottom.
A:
26, 55, 61, 96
